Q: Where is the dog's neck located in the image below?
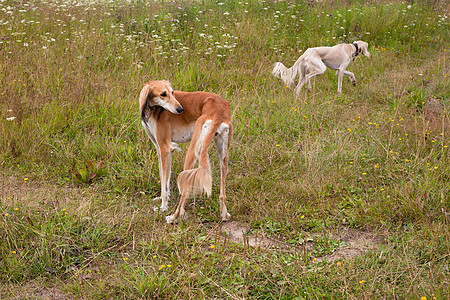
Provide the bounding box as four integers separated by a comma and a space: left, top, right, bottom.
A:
352, 42, 360, 59
149, 105, 166, 120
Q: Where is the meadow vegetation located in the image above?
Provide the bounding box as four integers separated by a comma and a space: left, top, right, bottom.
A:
0, 0, 448, 298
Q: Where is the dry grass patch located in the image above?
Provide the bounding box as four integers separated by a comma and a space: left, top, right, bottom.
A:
1, 279, 68, 300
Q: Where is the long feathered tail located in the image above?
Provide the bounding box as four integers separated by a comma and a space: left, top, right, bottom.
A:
177, 165, 212, 198
272, 55, 305, 88
177, 120, 223, 198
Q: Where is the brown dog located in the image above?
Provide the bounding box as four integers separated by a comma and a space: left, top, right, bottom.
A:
139, 80, 232, 223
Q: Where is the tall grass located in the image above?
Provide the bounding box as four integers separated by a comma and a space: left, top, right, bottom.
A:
1, 0, 449, 298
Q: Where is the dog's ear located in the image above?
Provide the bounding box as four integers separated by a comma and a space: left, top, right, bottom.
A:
358, 41, 371, 58
139, 84, 153, 123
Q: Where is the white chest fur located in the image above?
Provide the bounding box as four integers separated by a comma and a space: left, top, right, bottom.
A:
142, 118, 158, 147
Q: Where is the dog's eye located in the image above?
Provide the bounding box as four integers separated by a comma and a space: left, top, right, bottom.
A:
161, 92, 167, 97
172, 91, 174, 95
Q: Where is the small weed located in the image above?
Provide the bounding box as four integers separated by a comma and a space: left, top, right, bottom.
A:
71, 160, 107, 184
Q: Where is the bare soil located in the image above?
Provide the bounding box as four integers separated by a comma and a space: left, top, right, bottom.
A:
219, 220, 382, 262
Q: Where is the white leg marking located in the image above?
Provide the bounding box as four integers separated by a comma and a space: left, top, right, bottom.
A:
214, 123, 231, 221
195, 120, 212, 158
214, 123, 229, 159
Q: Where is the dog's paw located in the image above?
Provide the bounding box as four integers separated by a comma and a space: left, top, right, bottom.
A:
166, 215, 176, 224
152, 197, 169, 212
152, 205, 168, 212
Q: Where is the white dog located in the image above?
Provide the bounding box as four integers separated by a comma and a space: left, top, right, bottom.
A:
273, 41, 370, 94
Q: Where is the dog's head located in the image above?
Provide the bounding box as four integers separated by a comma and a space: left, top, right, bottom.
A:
140, 80, 184, 119
355, 41, 370, 58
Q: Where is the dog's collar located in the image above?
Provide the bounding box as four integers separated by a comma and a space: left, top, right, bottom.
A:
352, 42, 360, 59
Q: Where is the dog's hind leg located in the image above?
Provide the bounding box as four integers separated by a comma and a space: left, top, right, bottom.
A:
293, 62, 309, 95
166, 118, 215, 223
166, 192, 189, 223
294, 53, 326, 95
182, 118, 212, 171
214, 122, 232, 221
294, 67, 326, 95
177, 118, 214, 198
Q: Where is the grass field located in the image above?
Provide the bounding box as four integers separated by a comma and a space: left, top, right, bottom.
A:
1, 0, 449, 298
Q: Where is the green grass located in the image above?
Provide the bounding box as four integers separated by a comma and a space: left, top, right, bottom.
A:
1, 0, 449, 298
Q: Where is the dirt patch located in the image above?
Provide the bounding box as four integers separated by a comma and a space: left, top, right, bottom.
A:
315, 228, 382, 262
220, 221, 280, 248
218, 221, 382, 262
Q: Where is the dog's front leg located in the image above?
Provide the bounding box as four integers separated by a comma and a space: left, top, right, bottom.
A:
342, 70, 356, 86
157, 144, 173, 211
337, 61, 352, 93
144, 125, 171, 210
337, 69, 344, 93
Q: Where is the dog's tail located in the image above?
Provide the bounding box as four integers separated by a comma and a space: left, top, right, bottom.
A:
272, 62, 295, 88
139, 84, 152, 124
177, 165, 212, 198
177, 119, 225, 198
272, 58, 304, 88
